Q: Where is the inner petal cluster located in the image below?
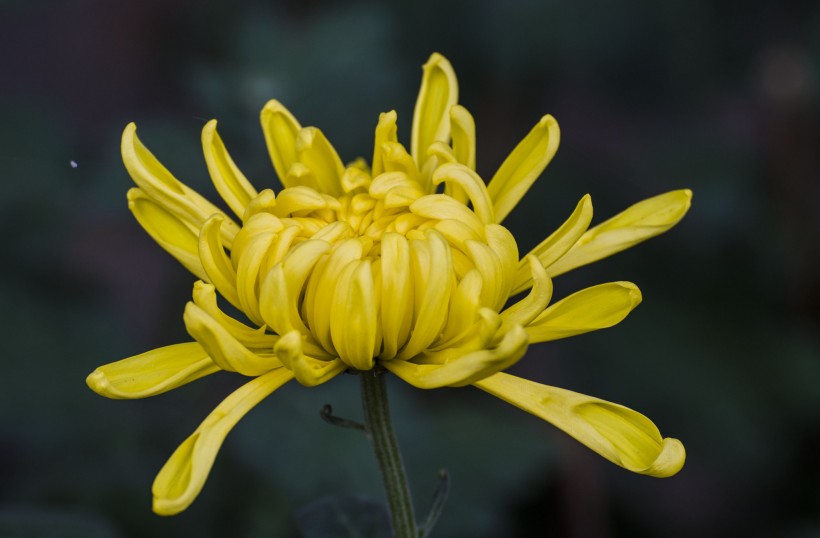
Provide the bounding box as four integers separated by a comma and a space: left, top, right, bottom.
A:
211, 153, 519, 374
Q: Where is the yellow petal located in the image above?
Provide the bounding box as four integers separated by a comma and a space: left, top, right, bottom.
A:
463, 225, 519, 312
183, 302, 281, 376
330, 260, 378, 371
423, 306, 499, 360
242, 189, 277, 222
198, 215, 241, 310
526, 282, 642, 343
426, 141, 457, 167
512, 194, 592, 294
474, 372, 685, 477
259, 240, 329, 337
202, 120, 258, 220
443, 105, 475, 204
272, 185, 328, 217
411, 53, 458, 171
547, 190, 693, 277
369, 172, 425, 209
191, 281, 275, 349
260, 100, 302, 185
379, 233, 414, 359
234, 230, 277, 326
384, 323, 528, 388
434, 268, 483, 348
303, 238, 364, 353
293, 355, 347, 386
274, 330, 346, 387
296, 127, 345, 197
152, 368, 293, 515
484, 224, 519, 309
410, 194, 485, 237
261, 224, 301, 273
369, 171, 411, 197
501, 255, 553, 329
282, 162, 319, 194
371, 110, 398, 177
341, 165, 370, 194
432, 219, 483, 256
486, 115, 560, 223
449, 105, 476, 170
432, 163, 494, 224
312, 220, 354, 245
121, 123, 239, 247
465, 239, 503, 309
381, 142, 419, 185
128, 188, 207, 281
230, 212, 283, 261
86, 342, 219, 399
347, 156, 370, 174
396, 230, 453, 360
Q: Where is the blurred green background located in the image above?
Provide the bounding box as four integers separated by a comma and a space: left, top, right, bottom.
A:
2, 0, 819, 536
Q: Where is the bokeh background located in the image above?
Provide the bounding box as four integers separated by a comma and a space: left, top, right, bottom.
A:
2, 1, 819, 536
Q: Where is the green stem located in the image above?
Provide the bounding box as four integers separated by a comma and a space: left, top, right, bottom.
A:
361, 369, 417, 538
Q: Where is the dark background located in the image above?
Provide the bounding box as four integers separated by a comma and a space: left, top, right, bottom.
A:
2, 0, 819, 536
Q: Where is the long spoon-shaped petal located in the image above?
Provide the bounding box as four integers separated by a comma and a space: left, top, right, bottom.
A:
474, 372, 685, 477
487, 115, 560, 223
526, 282, 642, 342
86, 343, 219, 399
547, 190, 692, 277
411, 53, 458, 172
152, 369, 294, 515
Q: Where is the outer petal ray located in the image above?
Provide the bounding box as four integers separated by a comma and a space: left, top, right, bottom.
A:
152, 368, 294, 515
501, 255, 553, 329
202, 120, 258, 220
372, 110, 398, 178
296, 127, 345, 197
122, 123, 239, 247
449, 105, 476, 171
487, 115, 560, 223
512, 194, 592, 294
411, 53, 458, 174
198, 215, 241, 310
86, 342, 219, 399
190, 281, 275, 349
526, 282, 642, 343
547, 190, 692, 277
183, 303, 282, 376
432, 163, 494, 224
474, 372, 685, 477
128, 188, 208, 281
260, 100, 302, 185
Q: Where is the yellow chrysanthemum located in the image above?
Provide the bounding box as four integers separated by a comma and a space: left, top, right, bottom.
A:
87, 53, 691, 516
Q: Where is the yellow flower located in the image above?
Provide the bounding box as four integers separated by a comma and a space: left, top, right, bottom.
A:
87, 53, 691, 516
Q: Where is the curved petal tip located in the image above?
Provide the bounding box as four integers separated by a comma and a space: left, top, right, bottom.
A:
640, 436, 686, 478
152, 433, 202, 516
85, 369, 110, 396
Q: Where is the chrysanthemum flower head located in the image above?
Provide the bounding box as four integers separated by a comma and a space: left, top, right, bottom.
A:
87, 53, 690, 515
